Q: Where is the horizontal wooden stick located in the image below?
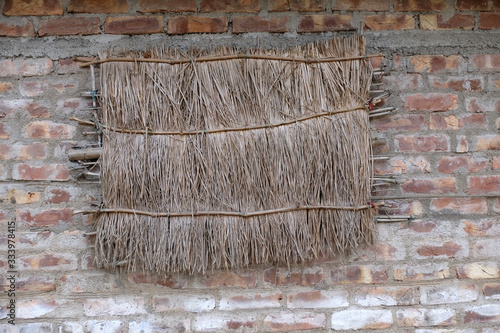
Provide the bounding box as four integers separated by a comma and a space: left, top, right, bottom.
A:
80, 53, 384, 67
69, 147, 102, 161
73, 203, 384, 218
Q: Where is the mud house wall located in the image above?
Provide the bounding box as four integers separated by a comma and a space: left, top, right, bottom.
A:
1, 0, 500, 331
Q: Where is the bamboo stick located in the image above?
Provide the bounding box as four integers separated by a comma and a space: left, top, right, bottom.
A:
68, 147, 102, 161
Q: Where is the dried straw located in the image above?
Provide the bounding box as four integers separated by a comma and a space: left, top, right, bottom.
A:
93, 35, 375, 274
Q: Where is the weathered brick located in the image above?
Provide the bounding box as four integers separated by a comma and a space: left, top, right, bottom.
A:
471, 54, 500, 71
469, 176, 500, 194
269, 0, 326, 11
412, 55, 461, 73
363, 14, 415, 31
457, 135, 469, 153
25, 121, 75, 139
415, 240, 467, 258
476, 135, 500, 151
437, 156, 489, 173
39, 17, 100, 36
128, 272, 185, 289
287, 290, 348, 309
0, 58, 53, 77
201, 0, 259, 12
197, 270, 257, 288
168, 16, 228, 34
431, 197, 487, 214
17, 208, 72, 227
105, 16, 163, 35
233, 16, 288, 33
7, 188, 41, 204
394, 262, 450, 281
466, 96, 500, 112
193, 314, 257, 331
473, 238, 500, 258
264, 267, 323, 286
430, 76, 482, 91
220, 292, 281, 310
331, 265, 388, 284
129, 318, 190, 333
138, 0, 196, 12
0, 82, 13, 93
68, 0, 128, 13
421, 14, 474, 30
84, 297, 147, 316
14, 164, 70, 181
351, 242, 406, 262
457, 262, 500, 279
58, 58, 84, 74
372, 114, 426, 132
375, 156, 430, 175
480, 13, 500, 29
401, 178, 456, 194
265, 312, 326, 331
153, 295, 215, 312
394, 0, 448, 11
25, 101, 50, 118
0, 323, 52, 332
404, 93, 458, 111
396, 308, 456, 327
298, 15, 354, 33
484, 284, 500, 299
17, 299, 70, 319
457, 0, 500, 11
3, 0, 62, 15
0, 20, 35, 37
465, 304, 500, 324
396, 135, 449, 152
0, 143, 11, 159
383, 73, 424, 91
430, 114, 485, 130
333, 0, 388, 11
421, 284, 478, 305
20, 79, 77, 97
20, 253, 78, 270
463, 218, 500, 237
83, 321, 124, 332
355, 286, 415, 306
1, 276, 55, 292
11, 231, 54, 250
331, 309, 392, 330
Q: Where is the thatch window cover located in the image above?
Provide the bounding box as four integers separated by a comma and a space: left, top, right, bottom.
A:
92, 35, 375, 274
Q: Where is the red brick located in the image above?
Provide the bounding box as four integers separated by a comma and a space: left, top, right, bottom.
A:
264, 267, 323, 286
484, 284, 500, 298
401, 178, 456, 194
68, 0, 128, 13
374, 156, 430, 175
471, 54, 500, 71
19, 142, 46, 160
431, 197, 488, 214
20, 253, 78, 270
197, 270, 257, 288
2, 276, 55, 293
421, 14, 474, 30
85, 297, 147, 316
0, 144, 11, 159
3, 0, 62, 15
168, 16, 228, 34
138, 0, 196, 12
416, 240, 463, 257
395, 135, 449, 152
480, 13, 500, 29
39, 17, 100, 36
469, 176, 500, 194
333, 0, 388, 11
45, 188, 72, 203
269, 0, 326, 11
201, 0, 259, 13
355, 286, 415, 306
58, 58, 83, 74
331, 265, 387, 284
383, 73, 424, 91
363, 14, 415, 31
396, 308, 455, 327
394, 262, 450, 281
17, 208, 72, 227
494, 156, 500, 169
457, 262, 500, 279
0, 58, 53, 77
153, 295, 214, 312
26, 101, 50, 118
331, 309, 392, 330
404, 93, 457, 111
457, 0, 500, 11
430, 114, 485, 131
394, 0, 448, 11
0, 21, 35, 37
287, 290, 348, 308
371, 114, 425, 132
220, 292, 281, 310
269, 0, 289, 11
411, 55, 461, 72
457, 135, 469, 153
105, 16, 163, 35
264, 312, 326, 331
193, 314, 256, 331
127, 273, 185, 289
25, 121, 75, 139
233, 16, 288, 33
465, 304, 500, 324
466, 96, 500, 112
14, 163, 70, 181
298, 15, 354, 33
438, 156, 489, 174
476, 135, 500, 151
430, 76, 482, 91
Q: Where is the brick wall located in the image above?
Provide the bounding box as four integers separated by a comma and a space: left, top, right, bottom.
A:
1, 0, 499, 332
